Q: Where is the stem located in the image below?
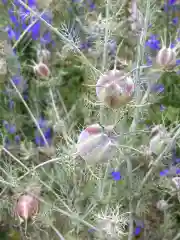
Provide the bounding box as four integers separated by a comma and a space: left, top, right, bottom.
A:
10, 78, 49, 147
127, 157, 133, 240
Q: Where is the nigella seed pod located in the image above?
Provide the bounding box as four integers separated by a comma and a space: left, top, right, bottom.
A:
15, 194, 39, 221
76, 123, 118, 164
96, 70, 134, 108
156, 200, 168, 211
156, 47, 176, 70
34, 62, 50, 78
0, 57, 7, 82
149, 125, 171, 155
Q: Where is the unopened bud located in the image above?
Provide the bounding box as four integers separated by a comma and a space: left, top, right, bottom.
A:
96, 70, 134, 108
76, 123, 118, 164
34, 62, 50, 78
156, 47, 176, 70
15, 194, 39, 221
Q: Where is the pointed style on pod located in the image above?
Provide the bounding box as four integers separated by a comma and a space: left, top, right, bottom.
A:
37, 48, 51, 65
96, 70, 134, 108
76, 123, 118, 164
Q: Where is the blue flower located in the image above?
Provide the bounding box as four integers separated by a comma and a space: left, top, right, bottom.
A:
134, 226, 142, 236
3, 121, 17, 134
160, 104, 166, 112
172, 17, 178, 25
145, 55, 152, 66
15, 135, 21, 144
169, 0, 176, 4
176, 59, 180, 66
5, 2, 53, 46
8, 100, 15, 109
160, 169, 169, 176
151, 83, 164, 93
145, 35, 161, 50
111, 171, 121, 181
34, 117, 52, 146
160, 167, 180, 176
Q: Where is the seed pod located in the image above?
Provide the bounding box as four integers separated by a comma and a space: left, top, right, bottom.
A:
96, 70, 134, 108
172, 177, 180, 190
156, 200, 168, 211
156, 47, 176, 70
0, 57, 7, 82
15, 194, 39, 221
34, 62, 50, 78
149, 125, 172, 155
76, 123, 118, 164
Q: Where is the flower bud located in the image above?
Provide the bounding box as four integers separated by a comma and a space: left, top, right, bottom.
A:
156, 47, 176, 70
34, 62, 50, 78
76, 123, 118, 164
15, 194, 39, 221
96, 70, 134, 108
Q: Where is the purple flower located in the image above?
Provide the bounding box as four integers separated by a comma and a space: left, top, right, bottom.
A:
3, 121, 16, 134
111, 171, 121, 181
108, 39, 117, 55
151, 83, 165, 93
6, 2, 53, 46
169, 0, 176, 4
134, 226, 142, 236
8, 100, 15, 109
160, 104, 166, 112
15, 135, 21, 143
34, 117, 52, 146
176, 59, 180, 66
145, 35, 161, 50
160, 169, 169, 176
1, 0, 8, 4
172, 17, 178, 25
145, 55, 152, 66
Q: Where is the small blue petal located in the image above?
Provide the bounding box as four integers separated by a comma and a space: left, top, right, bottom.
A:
151, 83, 164, 93
176, 168, 180, 174
175, 158, 180, 163
111, 171, 121, 181
160, 104, 166, 112
9, 125, 16, 134
176, 59, 180, 66
160, 169, 169, 176
169, 0, 176, 5
134, 226, 142, 236
15, 135, 21, 143
145, 35, 161, 50
172, 17, 178, 25
8, 100, 15, 109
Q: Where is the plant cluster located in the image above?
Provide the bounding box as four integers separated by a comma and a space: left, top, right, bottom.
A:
0, 0, 180, 239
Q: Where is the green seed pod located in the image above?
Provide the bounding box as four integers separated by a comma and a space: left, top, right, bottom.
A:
156, 47, 176, 70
